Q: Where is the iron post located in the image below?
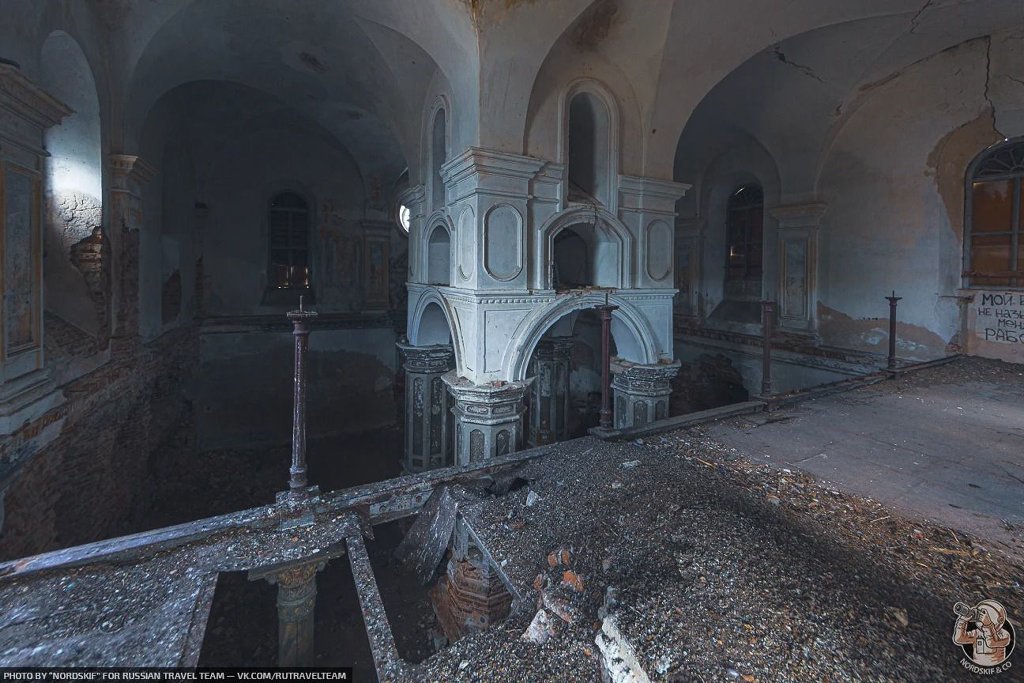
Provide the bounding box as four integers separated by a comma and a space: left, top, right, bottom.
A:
886, 290, 902, 370
761, 300, 776, 396
595, 294, 619, 430
287, 295, 317, 501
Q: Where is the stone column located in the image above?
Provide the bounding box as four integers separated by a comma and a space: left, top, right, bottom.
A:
527, 337, 573, 447
443, 373, 532, 465
399, 342, 455, 472
108, 154, 155, 348
251, 560, 325, 667
611, 360, 681, 430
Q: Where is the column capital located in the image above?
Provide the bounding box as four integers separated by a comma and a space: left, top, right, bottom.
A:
443, 372, 532, 423
398, 341, 454, 373
109, 154, 156, 187
611, 359, 680, 396
533, 336, 574, 362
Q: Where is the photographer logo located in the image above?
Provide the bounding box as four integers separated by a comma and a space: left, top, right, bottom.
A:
952, 599, 1015, 675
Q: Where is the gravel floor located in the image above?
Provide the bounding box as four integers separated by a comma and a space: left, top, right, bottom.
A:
419, 429, 1024, 682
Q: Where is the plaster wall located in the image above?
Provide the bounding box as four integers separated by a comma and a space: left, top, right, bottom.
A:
817, 37, 1022, 359
196, 125, 364, 315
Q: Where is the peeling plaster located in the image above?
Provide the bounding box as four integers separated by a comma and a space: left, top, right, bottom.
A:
925, 109, 1001, 241
817, 303, 949, 360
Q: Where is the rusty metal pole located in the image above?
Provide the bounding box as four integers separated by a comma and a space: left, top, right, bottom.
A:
886, 290, 902, 370
287, 296, 317, 501
595, 296, 619, 430
761, 300, 776, 396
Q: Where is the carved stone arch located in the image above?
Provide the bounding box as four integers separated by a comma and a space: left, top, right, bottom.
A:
504, 292, 659, 382
408, 289, 462, 369
538, 205, 633, 289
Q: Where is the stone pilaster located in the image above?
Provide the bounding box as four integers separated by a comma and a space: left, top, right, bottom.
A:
108, 153, 155, 347
399, 341, 455, 472
443, 372, 532, 464
0, 63, 70, 435
611, 360, 681, 430
769, 203, 826, 335
527, 337, 573, 447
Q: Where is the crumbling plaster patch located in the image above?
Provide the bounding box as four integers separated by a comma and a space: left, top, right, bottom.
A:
925, 109, 1002, 242
817, 302, 949, 360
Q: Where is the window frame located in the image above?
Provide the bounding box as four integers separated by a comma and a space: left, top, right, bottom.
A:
964, 138, 1024, 289
267, 191, 313, 292
724, 183, 765, 283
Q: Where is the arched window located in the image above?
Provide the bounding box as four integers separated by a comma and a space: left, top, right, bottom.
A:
966, 139, 1024, 287
269, 192, 310, 289
725, 184, 764, 297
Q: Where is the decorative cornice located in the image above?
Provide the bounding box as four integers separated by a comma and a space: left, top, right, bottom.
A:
109, 154, 157, 184
618, 175, 691, 202
441, 147, 547, 187
0, 63, 72, 130
397, 184, 426, 209
769, 202, 828, 226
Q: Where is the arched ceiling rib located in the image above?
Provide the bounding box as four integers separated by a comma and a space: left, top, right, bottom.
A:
671, 0, 1024, 195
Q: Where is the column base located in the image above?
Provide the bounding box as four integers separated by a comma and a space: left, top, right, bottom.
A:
611, 360, 680, 430
442, 372, 532, 465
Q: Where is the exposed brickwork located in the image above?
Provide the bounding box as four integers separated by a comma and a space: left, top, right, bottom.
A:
44, 312, 102, 359
430, 554, 512, 643
69, 226, 111, 347
0, 325, 198, 561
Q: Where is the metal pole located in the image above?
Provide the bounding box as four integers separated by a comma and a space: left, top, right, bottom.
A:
886, 290, 902, 370
287, 295, 318, 501
595, 297, 619, 430
761, 300, 775, 396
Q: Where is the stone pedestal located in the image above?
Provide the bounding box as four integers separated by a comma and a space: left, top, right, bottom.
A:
611, 360, 680, 430
527, 337, 573, 447
443, 372, 531, 464
399, 342, 455, 472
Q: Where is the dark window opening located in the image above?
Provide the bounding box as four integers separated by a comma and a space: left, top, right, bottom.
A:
724, 184, 764, 299
269, 192, 311, 290
966, 140, 1024, 288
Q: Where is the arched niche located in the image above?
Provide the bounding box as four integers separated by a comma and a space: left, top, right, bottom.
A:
566, 88, 615, 207
431, 108, 447, 211
545, 209, 629, 290
426, 223, 451, 286
40, 30, 104, 337
413, 301, 453, 347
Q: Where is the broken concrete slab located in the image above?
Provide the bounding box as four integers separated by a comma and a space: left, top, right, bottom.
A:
393, 485, 458, 585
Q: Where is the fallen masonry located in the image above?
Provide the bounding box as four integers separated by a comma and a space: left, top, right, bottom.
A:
1, 424, 1021, 681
